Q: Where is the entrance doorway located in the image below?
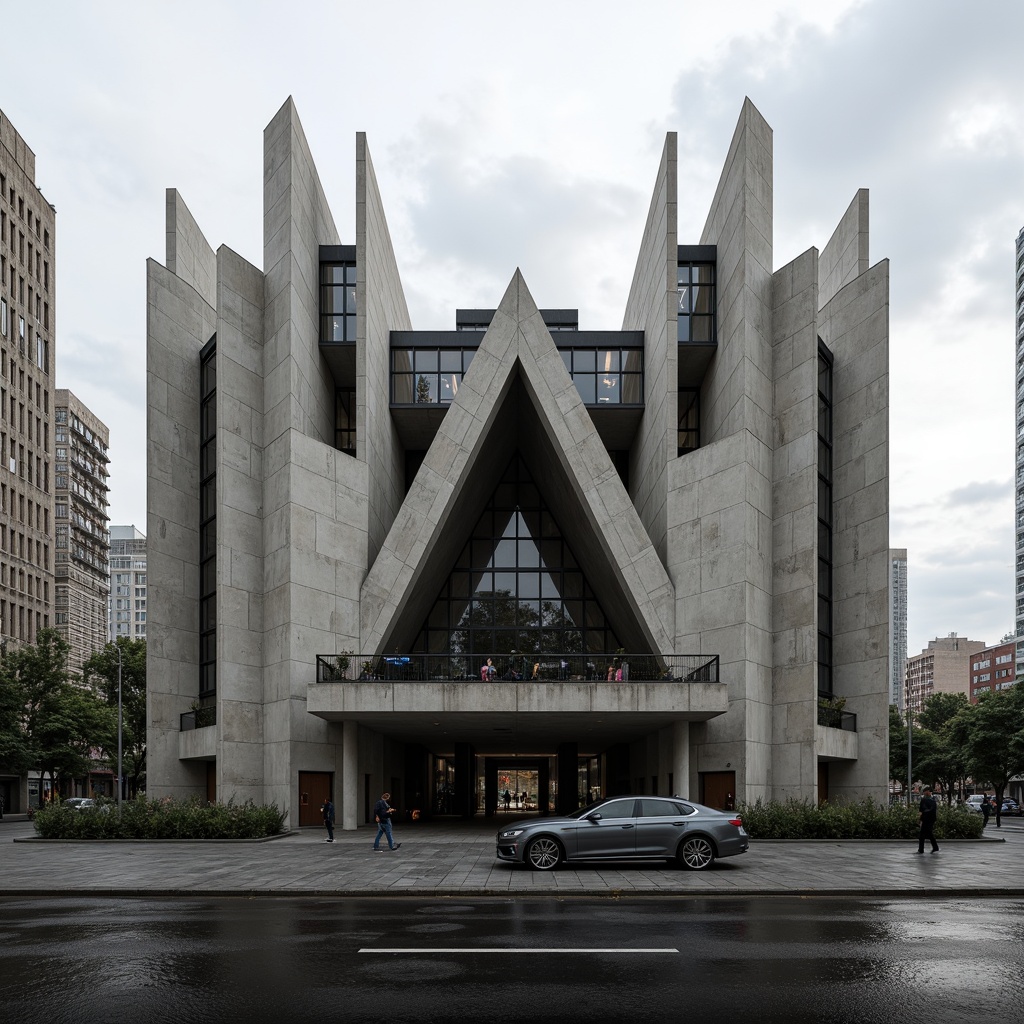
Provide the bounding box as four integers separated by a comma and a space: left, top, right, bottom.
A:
493, 766, 540, 814
699, 770, 736, 811
481, 757, 551, 817
298, 771, 332, 827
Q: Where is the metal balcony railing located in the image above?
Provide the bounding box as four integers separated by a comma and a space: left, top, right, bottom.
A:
817, 706, 857, 731
315, 652, 719, 684
180, 706, 217, 731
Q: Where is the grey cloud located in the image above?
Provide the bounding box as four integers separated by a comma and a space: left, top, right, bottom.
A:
666, 2, 1024, 317
944, 479, 1014, 508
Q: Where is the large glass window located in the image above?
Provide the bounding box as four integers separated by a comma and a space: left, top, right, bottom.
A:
677, 262, 716, 343
414, 456, 622, 661
561, 348, 643, 406
320, 262, 356, 342
392, 349, 475, 404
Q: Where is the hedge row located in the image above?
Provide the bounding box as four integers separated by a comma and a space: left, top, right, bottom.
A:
33, 796, 286, 840
737, 799, 984, 840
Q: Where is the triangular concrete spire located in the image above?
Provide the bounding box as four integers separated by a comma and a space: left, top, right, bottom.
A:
360, 270, 675, 655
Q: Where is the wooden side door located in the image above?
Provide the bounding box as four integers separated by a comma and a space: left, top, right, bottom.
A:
298, 772, 332, 827
699, 770, 736, 811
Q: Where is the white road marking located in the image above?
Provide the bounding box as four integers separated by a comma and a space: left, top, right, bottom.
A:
359, 948, 679, 954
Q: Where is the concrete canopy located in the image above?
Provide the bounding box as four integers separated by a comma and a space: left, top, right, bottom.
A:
359, 270, 676, 659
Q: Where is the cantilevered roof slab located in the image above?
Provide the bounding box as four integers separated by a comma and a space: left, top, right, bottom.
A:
306, 679, 727, 755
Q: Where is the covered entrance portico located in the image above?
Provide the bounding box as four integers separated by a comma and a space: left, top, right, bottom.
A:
306, 676, 728, 830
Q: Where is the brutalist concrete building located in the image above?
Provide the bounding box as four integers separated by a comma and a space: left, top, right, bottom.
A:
147, 97, 890, 829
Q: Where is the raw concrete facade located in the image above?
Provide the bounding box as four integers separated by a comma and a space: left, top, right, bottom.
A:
147, 97, 890, 829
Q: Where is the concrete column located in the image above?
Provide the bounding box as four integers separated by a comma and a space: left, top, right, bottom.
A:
557, 742, 579, 815
341, 720, 358, 831
672, 721, 690, 799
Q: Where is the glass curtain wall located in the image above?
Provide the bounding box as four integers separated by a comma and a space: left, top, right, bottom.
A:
414, 455, 622, 669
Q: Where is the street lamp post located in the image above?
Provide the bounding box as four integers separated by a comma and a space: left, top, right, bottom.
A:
116, 643, 123, 816
906, 703, 913, 808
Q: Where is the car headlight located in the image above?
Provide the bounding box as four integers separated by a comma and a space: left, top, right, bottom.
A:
500, 829, 525, 838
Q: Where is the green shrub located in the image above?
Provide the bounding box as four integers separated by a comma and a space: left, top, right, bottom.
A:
32, 796, 286, 840
737, 799, 984, 840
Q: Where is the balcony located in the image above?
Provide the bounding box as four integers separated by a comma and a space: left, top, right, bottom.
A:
308, 652, 727, 751
315, 652, 719, 684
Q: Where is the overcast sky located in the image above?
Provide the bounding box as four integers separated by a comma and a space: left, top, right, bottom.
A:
6, 0, 1022, 655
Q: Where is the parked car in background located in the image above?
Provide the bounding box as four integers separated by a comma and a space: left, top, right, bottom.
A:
965, 795, 986, 814
496, 796, 749, 871
62, 797, 109, 813
999, 798, 1021, 816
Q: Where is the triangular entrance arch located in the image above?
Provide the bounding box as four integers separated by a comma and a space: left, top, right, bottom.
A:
360, 270, 675, 656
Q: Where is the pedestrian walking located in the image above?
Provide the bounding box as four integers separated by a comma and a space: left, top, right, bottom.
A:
981, 794, 992, 828
917, 787, 939, 854
321, 796, 335, 843
373, 791, 401, 852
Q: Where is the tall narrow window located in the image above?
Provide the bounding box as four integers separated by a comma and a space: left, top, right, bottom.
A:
320, 261, 357, 342
199, 336, 217, 702
677, 388, 700, 456
677, 262, 716, 343
335, 388, 356, 456
817, 340, 834, 697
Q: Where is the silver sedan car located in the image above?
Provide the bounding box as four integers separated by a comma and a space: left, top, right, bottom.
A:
496, 795, 749, 871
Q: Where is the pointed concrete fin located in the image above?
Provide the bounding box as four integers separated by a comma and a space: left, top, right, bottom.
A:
361, 271, 675, 655
818, 189, 869, 310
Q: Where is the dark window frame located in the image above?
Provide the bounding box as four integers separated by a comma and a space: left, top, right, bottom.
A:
817, 339, 834, 698
199, 335, 217, 701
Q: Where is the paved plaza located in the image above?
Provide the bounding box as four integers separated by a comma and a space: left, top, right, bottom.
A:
2, 815, 1023, 898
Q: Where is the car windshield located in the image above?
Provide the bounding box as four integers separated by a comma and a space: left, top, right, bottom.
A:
566, 798, 617, 820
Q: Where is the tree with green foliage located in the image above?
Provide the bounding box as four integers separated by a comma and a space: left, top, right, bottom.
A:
0, 643, 37, 776
915, 691, 971, 804
82, 638, 147, 798
951, 684, 1024, 825
33, 683, 116, 792
888, 704, 908, 798
1, 629, 115, 796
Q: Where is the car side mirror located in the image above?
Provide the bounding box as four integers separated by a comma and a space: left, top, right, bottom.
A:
585, 812, 602, 821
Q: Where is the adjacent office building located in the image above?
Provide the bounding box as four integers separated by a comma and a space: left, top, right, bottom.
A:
108, 525, 147, 641
968, 635, 1016, 704
53, 389, 110, 674
1016, 226, 1024, 676
0, 108, 57, 817
889, 548, 907, 711
905, 634, 986, 718
0, 108, 56, 649
147, 98, 891, 829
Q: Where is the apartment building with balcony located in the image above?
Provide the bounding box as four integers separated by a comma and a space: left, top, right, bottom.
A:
109, 524, 146, 641
968, 636, 1016, 704
147, 98, 890, 829
54, 389, 109, 674
905, 633, 986, 718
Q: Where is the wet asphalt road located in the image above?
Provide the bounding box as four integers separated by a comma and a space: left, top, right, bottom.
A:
2, 896, 1022, 1024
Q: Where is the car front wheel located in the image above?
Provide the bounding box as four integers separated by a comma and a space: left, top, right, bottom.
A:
525, 836, 563, 871
678, 835, 715, 870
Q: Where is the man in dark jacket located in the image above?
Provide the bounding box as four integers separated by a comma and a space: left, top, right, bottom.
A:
917, 787, 939, 854
373, 792, 401, 852
321, 797, 335, 843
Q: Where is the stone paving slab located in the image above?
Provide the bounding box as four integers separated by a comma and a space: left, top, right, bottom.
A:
3, 818, 1023, 899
